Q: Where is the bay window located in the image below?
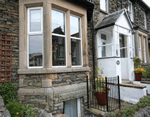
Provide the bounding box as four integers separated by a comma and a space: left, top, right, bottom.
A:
27, 7, 43, 68
24, 3, 86, 70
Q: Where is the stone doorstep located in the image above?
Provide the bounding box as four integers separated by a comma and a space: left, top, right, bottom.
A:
120, 83, 146, 89
84, 107, 107, 117
54, 114, 68, 117
141, 81, 150, 84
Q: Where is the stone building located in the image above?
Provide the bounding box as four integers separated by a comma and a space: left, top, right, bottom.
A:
17, 0, 94, 116
0, 0, 150, 116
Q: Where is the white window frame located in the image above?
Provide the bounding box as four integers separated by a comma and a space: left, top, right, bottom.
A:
143, 37, 147, 63
119, 34, 128, 58
52, 9, 67, 68
71, 15, 83, 67
27, 7, 44, 69
128, 1, 134, 22
100, 0, 109, 12
138, 35, 142, 60
144, 12, 147, 29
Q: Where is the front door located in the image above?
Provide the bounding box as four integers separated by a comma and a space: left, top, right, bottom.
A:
119, 34, 129, 80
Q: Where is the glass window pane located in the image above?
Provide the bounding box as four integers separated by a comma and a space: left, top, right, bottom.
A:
71, 39, 81, 65
70, 16, 80, 38
52, 10, 65, 35
64, 99, 78, 117
30, 9, 42, 32
100, 0, 107, 11
52, 36, 66, 66
29, 35, 43, 67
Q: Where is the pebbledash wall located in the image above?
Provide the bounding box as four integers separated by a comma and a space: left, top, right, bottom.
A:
0, 0, 19, 84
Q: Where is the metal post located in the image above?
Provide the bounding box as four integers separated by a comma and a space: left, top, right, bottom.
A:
106, 77, 109, 111
87, 75, 89, 108
118, 75, 121, 110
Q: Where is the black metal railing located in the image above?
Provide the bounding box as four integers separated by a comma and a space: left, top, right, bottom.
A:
86, 76, 121, 112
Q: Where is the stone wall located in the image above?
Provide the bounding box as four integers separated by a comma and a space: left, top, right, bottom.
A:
134, 3, 145, 29
18, 72, 88, 115
0, 0, 19, 84
19, 72, 88, 88
147, 12, 150, 30
95, 0, 147, 30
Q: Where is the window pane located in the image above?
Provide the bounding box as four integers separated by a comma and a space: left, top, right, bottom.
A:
52, 10, 65, 35
52, 36, 66, 66
29, 35, 43, 67
100, 0, 107, 11
71, 39, 81, 65
30, 9, 41, 32
70, 16, 80, 38
64, 99, 78, 117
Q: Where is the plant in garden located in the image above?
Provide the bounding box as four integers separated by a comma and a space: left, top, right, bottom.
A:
110, 96, 150, 117
95, 77, 110, 93
142, 67, 150, 78
133, 57, 141, 67
0, 82, 17, 104
0, 82, 37, 117
6, 99, 37, 117
134, 67, 145, 73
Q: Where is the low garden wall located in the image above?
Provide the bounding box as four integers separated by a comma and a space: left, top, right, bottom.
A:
133, 81, 150, 94
120, 84, 147, 104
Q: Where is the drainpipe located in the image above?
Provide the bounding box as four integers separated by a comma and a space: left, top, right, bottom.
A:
91, 10, 95, 89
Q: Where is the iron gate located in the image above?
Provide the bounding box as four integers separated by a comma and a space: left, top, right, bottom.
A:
86, 76, 121, 112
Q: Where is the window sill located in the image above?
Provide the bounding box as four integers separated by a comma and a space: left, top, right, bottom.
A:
100, 9, 108, 15
18, 67, 90, 74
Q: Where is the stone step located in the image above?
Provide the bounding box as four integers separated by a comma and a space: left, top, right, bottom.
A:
122, 80, 133, 84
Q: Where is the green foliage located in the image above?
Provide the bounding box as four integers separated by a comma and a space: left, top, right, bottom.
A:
0, 82, 37, 117
6, 99, 37, 117
142, 67, 150, 78
0, 82, 17, 104
110, 96, 150, 117
133, 57, 141, 67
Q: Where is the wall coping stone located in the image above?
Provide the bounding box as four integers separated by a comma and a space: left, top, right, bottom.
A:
18, 67, 90, 74
120, 83, 146, 89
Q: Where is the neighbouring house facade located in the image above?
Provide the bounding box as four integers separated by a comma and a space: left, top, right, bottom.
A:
93, 0, 150, 82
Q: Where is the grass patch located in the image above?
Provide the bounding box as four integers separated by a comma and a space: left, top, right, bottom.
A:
110, 96, 150, 117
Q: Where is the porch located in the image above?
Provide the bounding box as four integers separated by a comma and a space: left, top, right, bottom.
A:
95, 9, 134, 82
